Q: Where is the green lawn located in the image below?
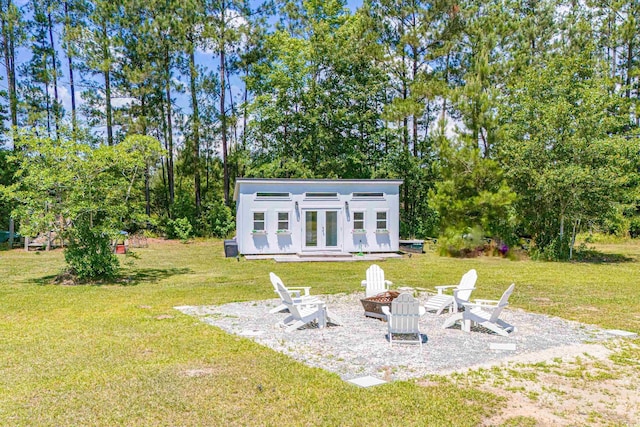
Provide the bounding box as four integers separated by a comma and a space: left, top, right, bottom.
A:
1, 239, 639, 426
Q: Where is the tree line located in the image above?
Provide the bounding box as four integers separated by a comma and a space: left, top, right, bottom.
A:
1, 0, 639, 262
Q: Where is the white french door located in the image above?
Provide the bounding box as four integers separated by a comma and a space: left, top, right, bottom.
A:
303, 209, 341, 251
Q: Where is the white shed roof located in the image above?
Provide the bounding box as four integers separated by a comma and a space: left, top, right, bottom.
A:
233, 178, 403, 201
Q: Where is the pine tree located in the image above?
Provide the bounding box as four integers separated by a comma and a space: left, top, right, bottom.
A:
202, 0, 251, 205
75, 0, 122, 145
0, 0, 22, 145
61, 0, 86, 134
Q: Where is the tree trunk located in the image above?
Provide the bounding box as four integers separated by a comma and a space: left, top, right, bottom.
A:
242, 65, 248, 150
140, 95, 151, 217
9, 217, 14, 248
1, 0, 18, 144
626, 39, 633, 99
189, 44, 201, 213
47, 10, 60, 138
401, 69, 408, 147
102, 22, 113, 146
612, 32, 617, 81
2, 0, 17, 243
226, 62, 238, 148
165, 46, 175, 205
7, 7, 16, 134
64, 1, 77, 134
220, 45, 229, 205
441, 50, 451, 122
205, 136, 210, 197
160, 97, 170, 217
569, 218, 580, 260
105, 66, 113, 145
411, 45, 418, 158
44, 81, 52, 138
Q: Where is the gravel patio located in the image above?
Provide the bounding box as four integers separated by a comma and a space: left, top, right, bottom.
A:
175, 292, 623, 382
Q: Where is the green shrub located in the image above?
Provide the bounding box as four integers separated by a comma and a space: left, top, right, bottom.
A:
530, 233, 572, 261
171, 217, 193, 243
602, 213, 629, 237
437, 226, 513, 258
629, 217, 640, 239
437, 227, 485, 257
64, 224, 119, 281
200, 200, 235, 238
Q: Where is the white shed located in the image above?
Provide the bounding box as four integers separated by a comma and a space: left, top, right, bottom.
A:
233, 178, 403, 255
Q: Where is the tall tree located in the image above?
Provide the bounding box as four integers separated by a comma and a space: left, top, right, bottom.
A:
203, 0, 250, 205
501, 0, 558, 73
0, 0, 22, 144
21, 0, 63, 137
368, 0, 460, 237
61, 0, 84, 134
183, 0, 205, 213
45, 0, 61, 137
75, 0, 122, 145
498, 48, 635, 259
150, 0, 181, 206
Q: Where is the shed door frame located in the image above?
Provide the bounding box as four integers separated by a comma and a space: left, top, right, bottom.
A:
302, 208, 342, 251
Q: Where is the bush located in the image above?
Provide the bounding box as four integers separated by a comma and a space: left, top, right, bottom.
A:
629, 217, 640, 239
200, 200, 235, 238
437, 227, 485, 258
437, 226, 513, 258
64, 224, 119, 281
171, 217, 193, 243
602, 213, 629, 237
530, 233, 572, 261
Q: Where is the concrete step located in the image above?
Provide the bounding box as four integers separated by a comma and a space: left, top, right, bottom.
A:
297, 251, 353, 258
276, 255, 378, 263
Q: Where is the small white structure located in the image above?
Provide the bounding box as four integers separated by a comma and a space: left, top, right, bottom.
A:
233, 178, 403, 255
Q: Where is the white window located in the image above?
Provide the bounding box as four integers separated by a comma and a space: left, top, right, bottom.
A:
353, 212, 365, 230
376, 211, 387, 230
277, 212, 289, 231
353, 192, 384, 199
305, 192, 338, 199
253, 212, 265, 231
256, 192, 290, 200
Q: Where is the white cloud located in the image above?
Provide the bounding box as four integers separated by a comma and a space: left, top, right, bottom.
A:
111, 97, 137, 108
195, 9, 249, 55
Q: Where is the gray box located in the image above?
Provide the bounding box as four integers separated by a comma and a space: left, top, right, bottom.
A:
224, 239, 238, 258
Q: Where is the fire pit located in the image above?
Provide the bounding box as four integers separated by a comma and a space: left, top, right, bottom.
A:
360, 291, 400, 320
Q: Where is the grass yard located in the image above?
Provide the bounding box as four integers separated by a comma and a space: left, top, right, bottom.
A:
1, 239, 639, 426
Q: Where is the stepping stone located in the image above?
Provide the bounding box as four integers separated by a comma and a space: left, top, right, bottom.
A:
604, 329, 637, 337
347, 376, 388, 387
489, 343, 517, 351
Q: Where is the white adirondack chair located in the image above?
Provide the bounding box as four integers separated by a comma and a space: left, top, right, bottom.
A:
424, 269, 477, 315
276, 282, 328, 332
381, 293, 425, 347
442, 283, 516, 336
269, 272, 319, 314
361, 264, 393, 298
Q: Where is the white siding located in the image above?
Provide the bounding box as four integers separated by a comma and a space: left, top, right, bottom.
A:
234, 179, 402, 255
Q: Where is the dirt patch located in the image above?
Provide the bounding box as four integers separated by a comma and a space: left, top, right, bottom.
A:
433, 339, 640, 426
53, 271, 78, 286
182, 368, 215, 378
146, 237, 172, 245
